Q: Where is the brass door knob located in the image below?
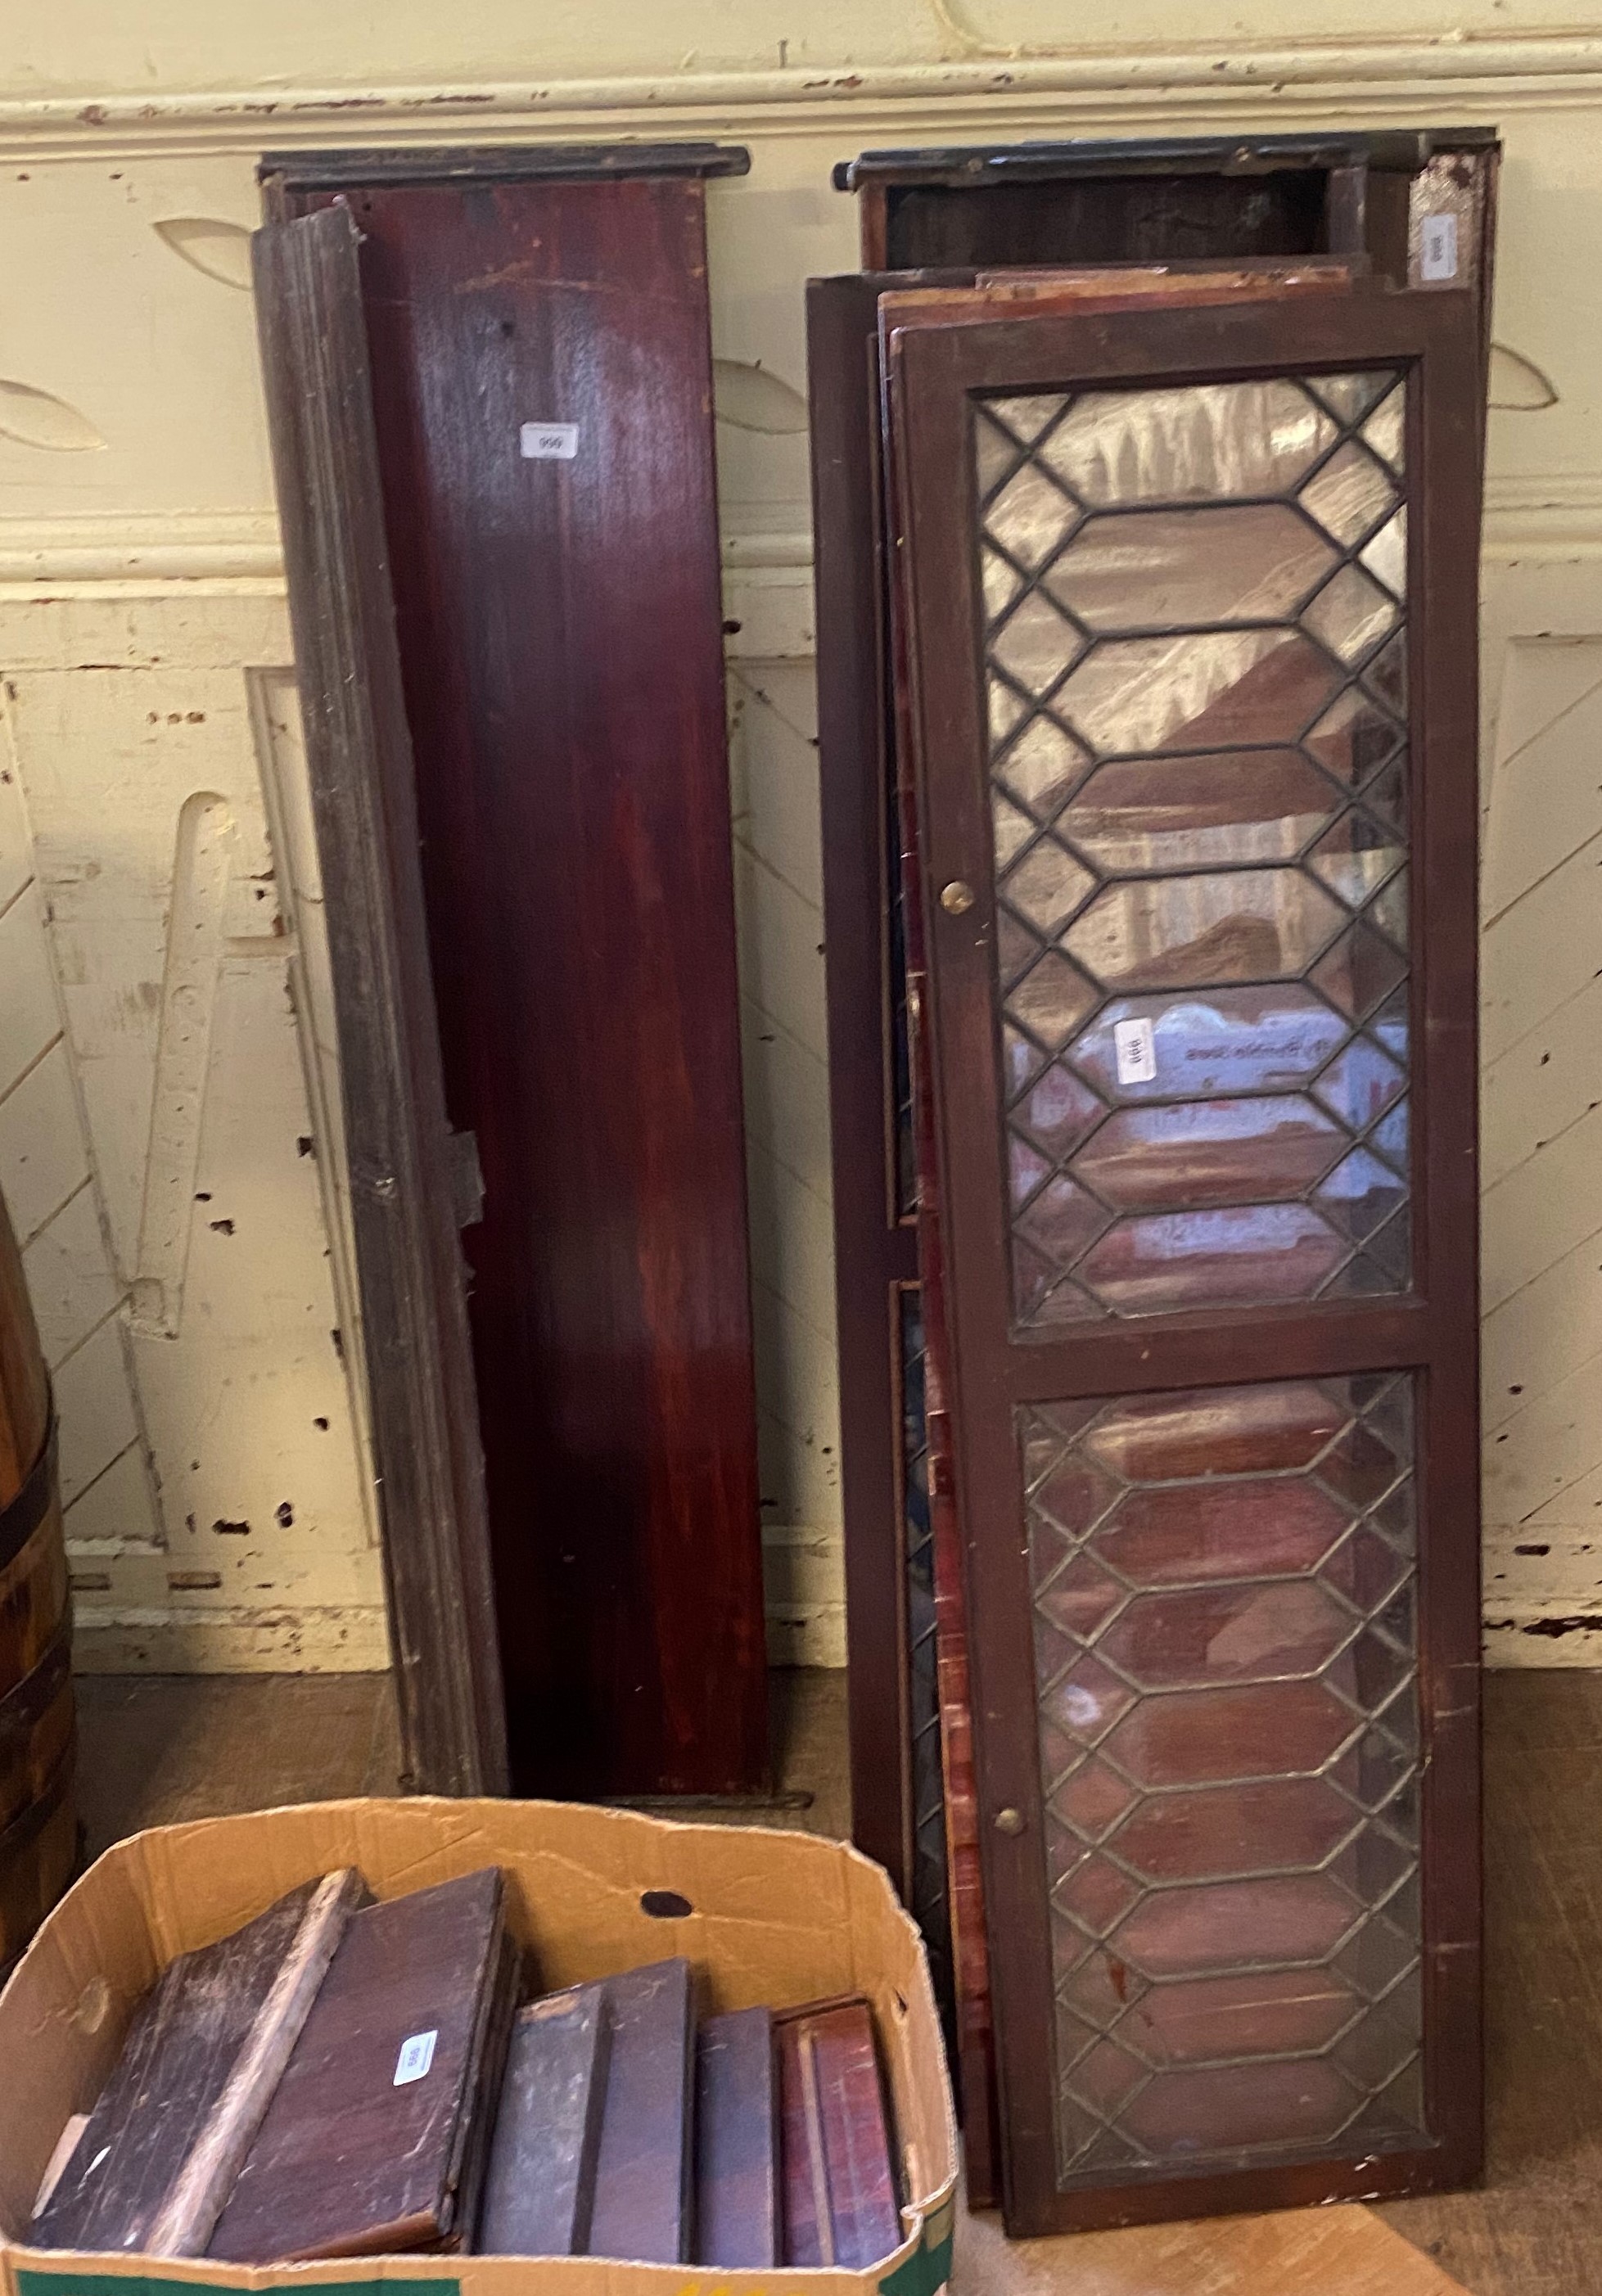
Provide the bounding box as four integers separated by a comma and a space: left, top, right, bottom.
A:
941, 880, 976, 916
994, 1807, 1024, 1836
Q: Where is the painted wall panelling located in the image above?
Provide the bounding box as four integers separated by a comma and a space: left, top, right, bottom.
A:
1480, 560, 1602, 1662
0, 597, 385, 1671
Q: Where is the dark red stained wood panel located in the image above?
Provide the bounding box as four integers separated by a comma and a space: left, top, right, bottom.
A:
776, 1999, 900, 2269
299, 174, 766, 1796
209, 1869, 517, 2262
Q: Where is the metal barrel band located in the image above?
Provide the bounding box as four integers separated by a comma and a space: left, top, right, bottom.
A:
0, 1616, 74, 1760
0, 1411, 58, 1579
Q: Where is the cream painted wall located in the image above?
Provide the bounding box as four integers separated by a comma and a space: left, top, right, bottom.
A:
0, 0, 1600, 1669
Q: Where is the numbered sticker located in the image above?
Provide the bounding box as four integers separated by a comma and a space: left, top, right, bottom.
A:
1113, 1016, 1158, 1088
1419, 213, 1460, 283
394, 2029, 438, 2086
520, 422, 580, 461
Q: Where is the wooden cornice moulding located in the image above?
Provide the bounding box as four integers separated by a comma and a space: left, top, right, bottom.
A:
2, 34, 1602, 156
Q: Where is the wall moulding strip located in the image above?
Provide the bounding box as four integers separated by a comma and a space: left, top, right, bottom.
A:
3, 494, 1601, 593
1, 38, 1600, 158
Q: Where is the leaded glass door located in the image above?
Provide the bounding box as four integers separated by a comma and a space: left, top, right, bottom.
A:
885, 288, 1481, 2235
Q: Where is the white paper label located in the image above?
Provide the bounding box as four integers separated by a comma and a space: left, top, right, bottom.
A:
394, 2029, 438, 2086
1419, 213, 1459, 282
520, 422, 579, 460
1113, 1016, 1158, 1088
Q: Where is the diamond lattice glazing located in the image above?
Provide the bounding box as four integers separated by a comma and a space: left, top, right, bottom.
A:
1021, 1374, 1426, 2188
976, 374, 1412, 1324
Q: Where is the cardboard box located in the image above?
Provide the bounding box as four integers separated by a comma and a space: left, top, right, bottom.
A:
0, 1798, 958, 2296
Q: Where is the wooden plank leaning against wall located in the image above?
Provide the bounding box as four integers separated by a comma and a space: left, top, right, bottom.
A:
258, 147, 770, 1798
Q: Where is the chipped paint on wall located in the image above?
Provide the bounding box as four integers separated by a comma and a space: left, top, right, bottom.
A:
1480, 567, 1602, 1661
0, 594, 386, 1671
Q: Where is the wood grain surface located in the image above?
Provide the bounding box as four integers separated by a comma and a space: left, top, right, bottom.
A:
281, 165, 767, 1798
777, 1997, 901, 2269
588, 1957, 695, 2264
31, 1879, 323, 2253
208, 1867, 514, 2262
693, 2005, 778, 2267
957, 2195, 1471, 2294
479, 1983, 609, 2256
144, 1869, 368, 2257
251, 205, 508, 1798
0, 1185, 48, 1505
0, 1180, 70, 1976
0, 1747, 74, 1976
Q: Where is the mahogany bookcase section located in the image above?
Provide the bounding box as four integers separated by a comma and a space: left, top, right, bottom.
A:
837, 130, 1499, 310
809, 129, 1496, 2204
259, 146, 769, 1798
883, 284, 1482, 2233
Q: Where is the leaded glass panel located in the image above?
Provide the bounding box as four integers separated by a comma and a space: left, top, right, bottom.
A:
976, 375, 1412, 1324
1022, 1375, 1425, 2188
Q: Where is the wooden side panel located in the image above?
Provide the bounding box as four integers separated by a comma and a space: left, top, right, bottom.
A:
31, 1880, 321, 2253
251, 208, 507, 1796
589, 1958, 694, 2264
806, 276, 922, 1888
209, 1869, 510, 2263
144, 1870, 369, 2259
776, 1999, 900, 2270
479, 1985, 609, 2256
289, 173, 766, 1798
693, 2006, 778, 2267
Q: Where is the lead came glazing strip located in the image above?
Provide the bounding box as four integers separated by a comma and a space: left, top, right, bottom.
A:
974, 374, 1413, 1325
1020, 1375, 1426, 2188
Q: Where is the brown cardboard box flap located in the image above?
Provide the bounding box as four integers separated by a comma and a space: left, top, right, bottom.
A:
0, 1798, 958, 2295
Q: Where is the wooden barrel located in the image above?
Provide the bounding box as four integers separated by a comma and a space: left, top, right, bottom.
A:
0, 1184, 74, 1979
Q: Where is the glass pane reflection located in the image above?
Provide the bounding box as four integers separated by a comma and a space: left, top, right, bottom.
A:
1022, 1376, 1426, 2187
976, 373, 1413, 1321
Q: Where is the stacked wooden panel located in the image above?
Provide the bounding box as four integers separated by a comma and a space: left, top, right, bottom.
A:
811, 130, 1497, 2232
29, 1892, 903, 2270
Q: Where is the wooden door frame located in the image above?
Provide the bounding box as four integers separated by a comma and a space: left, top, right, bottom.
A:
888, 289, 1483, 2232
253, 205, 508, 1796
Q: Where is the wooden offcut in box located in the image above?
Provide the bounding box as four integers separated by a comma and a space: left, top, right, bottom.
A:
0, 1797, 957, 2294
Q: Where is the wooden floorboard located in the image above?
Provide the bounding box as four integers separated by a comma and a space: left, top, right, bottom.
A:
69, 1665, 1600, 2293
1374, 1669, 1602, 2293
